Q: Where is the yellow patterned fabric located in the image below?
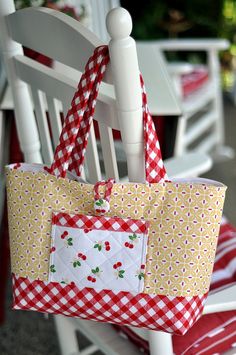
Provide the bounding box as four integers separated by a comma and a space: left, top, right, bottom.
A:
6, 165, 226, 297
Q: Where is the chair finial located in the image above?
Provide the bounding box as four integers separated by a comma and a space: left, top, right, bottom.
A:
106, 7, 132, 39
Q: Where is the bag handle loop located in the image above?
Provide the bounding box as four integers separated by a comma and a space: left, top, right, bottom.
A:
48, 45, 167, 183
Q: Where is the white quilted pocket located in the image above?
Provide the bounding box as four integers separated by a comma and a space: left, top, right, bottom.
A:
49, 212, 149, 294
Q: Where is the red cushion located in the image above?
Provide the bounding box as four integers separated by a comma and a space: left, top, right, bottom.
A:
181, 66, 209, 97
113, 218, 236, 355
23, 48, 52, 67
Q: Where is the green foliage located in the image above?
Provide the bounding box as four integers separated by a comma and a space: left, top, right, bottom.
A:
121, 0, 225, 39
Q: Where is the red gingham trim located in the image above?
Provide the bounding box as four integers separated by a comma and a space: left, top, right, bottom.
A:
94, 178, 115, 201
12, 274, 207, 335
48, 45, 167, 183
48, 46, 109, 178
68, 52, 109, 178
140, 74, 167, 183
52, 211, 149, 234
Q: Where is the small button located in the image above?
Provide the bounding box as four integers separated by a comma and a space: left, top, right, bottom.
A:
94, 199, 110, 214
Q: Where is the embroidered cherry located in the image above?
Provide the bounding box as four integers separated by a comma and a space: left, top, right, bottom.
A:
61, 231, 73, 246
113, 262, 125, 279
61, 231, 68, 240
104, 241, 111, 251
73, 252, 87, 267
94, 198, 110, 214
77, 253, 87, 260
17, 163, 21, 168
87, 267, 101, 283
113, 262, 122, 269
13, 163, 21, 169
84, 228, 92, 234
124, 233, 139, 249
141, 264, 145, 270
94, 241, 111, 251
50, 246, 56, 253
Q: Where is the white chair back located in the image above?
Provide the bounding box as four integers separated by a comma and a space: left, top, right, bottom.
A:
0, 4, 145, 183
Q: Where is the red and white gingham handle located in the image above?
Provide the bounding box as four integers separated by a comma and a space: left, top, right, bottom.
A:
48, 45, 167, 183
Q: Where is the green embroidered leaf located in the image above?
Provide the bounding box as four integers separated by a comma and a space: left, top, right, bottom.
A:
61, 281, 66, 284
92, 269, 97, 274
73, 261, 81, 267
96, 267, 99, 272
95, 201, 101, 206
68, 241, 73, 246
98, 245, 102, 251
137, 272, 144, 280
99, 199, 104, 204
68, 237, 73, 242
50, 265, 56, 273
94, 244, 99, 248
129, 233, 137, 240
118, 270, 125, 278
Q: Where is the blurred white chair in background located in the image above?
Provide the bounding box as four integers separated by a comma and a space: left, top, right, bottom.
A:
89, 0, 234, 162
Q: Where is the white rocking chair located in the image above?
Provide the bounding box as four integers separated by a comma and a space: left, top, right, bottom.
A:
1, 3, 236, 355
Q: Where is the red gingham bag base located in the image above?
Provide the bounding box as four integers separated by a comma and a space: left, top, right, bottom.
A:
12, 274, 206, 335
6, 45, 227, 335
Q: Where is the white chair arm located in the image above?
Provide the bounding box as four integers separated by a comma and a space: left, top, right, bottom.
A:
167, 62, 195, 75
164, 152, 212, 178
145, 39, 230, 52
204, 285, 236, 314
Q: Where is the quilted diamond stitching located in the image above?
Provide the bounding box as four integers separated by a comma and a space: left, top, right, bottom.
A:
49, 213, 149, 293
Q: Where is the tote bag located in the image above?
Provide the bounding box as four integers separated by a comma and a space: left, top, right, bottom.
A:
6, 45, 227, 335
